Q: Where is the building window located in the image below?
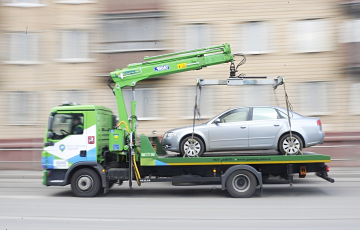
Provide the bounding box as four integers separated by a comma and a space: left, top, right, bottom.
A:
349, 82, 360, 115
8, 91, 38, 124
291, 19, 332, 53
184, 24, 211, 50
340, 19, 360, 67
236, 21, 270, 54
300, 82, 329, 116
2, 0, 45, 7
56, 30, 90, 62
122, 88, 160, 120
4, 32, 40, 64
101, 13, 165, 53
340, 19, 360, 43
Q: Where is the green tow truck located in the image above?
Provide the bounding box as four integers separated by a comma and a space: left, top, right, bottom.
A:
42, 43, 334, 198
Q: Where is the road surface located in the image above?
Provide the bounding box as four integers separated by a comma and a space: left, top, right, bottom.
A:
0, 168, 359, 230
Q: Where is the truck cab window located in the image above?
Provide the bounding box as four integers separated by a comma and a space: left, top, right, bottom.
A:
50, 114, 84, 139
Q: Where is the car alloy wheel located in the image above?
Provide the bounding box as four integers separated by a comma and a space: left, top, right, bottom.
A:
183, 139, 201, 157
282, 136, 301, 155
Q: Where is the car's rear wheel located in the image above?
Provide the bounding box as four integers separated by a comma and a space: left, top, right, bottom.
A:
279, 133, 303, 155
180, 136, 205, 157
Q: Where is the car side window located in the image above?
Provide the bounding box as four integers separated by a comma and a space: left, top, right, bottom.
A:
219, 108, 249, 123
252, 108, 279, 120
277, 110, 289, 119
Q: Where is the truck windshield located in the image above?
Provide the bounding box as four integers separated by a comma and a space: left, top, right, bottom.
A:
50, 113, 84, 139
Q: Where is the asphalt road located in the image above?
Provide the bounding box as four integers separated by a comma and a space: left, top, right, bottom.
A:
0, 168, 359, 230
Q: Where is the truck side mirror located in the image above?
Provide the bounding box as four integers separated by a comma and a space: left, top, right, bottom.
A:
47, 131, 54, 139
48, 116, 54, 131
213, 118, 221, 124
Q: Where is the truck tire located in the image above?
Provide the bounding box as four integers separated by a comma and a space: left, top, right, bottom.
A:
279, 133, 303, 155
225, 170, 257, 198
71, 168, 101, 197
180, 136, 205, 157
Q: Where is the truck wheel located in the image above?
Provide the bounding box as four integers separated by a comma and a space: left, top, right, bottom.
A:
279, 133, 303, 155
180, 136, 205, 157
71, 168, 101, 197
226, 170, 257, 198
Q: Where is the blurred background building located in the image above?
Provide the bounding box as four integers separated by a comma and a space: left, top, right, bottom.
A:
0, 0, 359, 169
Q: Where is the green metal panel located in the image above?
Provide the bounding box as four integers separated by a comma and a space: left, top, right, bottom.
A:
95, 109, 114, 163
109, 129, 125, 152
139, 135, 331, 166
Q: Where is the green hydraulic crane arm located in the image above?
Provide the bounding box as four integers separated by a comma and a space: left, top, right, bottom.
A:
110, 43, 233, 87
109, 43, 234, 133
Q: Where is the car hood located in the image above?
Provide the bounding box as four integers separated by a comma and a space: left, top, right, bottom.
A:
166, 123, 208, 133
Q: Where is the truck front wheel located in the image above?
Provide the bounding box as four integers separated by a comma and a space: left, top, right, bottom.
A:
225, 170, 257, 198
71, 168, 101, 197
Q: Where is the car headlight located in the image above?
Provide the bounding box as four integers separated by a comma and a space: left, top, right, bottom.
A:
163, 132, 174, 139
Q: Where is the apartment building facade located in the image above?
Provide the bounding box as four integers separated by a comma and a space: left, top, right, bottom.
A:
0, 0, 359, 168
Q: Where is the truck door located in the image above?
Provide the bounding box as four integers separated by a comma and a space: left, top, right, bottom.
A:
248, 107, 284, 148
43, 112, 88, 169
208, 108, 249, 150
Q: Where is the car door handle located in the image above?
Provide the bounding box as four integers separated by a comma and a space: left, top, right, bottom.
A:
274, 124, 280, 127
240, 126, 247, 129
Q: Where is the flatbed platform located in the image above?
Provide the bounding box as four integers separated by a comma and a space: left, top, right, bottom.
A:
140, 136, 331, 166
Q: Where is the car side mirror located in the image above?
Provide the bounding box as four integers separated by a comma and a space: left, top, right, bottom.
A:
213, 118, 221, 124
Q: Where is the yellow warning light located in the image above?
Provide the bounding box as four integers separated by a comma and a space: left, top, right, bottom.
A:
213, 169, 216, 173
102, 169, 105, 173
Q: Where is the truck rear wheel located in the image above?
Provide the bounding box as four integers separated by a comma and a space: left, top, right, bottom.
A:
71, 168, 101, 197
225, 170, 257, 198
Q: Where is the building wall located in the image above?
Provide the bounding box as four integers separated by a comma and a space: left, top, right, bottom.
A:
0, 0, 102, 139
1, 0, 360, 169
94, 0, 359, 136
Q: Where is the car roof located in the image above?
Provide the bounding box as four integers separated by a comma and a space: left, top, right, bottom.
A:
222, 106, 303, 117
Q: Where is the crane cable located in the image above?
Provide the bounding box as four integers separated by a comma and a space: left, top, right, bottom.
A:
185, 80, 201, 158
283, 81, 303, 156
118, 121, 141, 185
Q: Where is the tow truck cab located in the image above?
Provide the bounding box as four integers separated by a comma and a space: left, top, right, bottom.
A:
42, 103, 114, 185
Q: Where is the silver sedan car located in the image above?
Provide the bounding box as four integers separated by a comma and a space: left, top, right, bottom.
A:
161, 106, 324, 157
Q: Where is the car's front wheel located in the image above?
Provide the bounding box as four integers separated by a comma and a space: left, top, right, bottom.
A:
279, 133, 303, 155
180, 136, 205, 157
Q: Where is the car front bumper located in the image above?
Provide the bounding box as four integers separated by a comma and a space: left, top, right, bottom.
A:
161, 137, 180, 152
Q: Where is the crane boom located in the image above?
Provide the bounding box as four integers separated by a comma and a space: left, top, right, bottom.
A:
110, 43, 233, 87
109, 43, 235, 133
